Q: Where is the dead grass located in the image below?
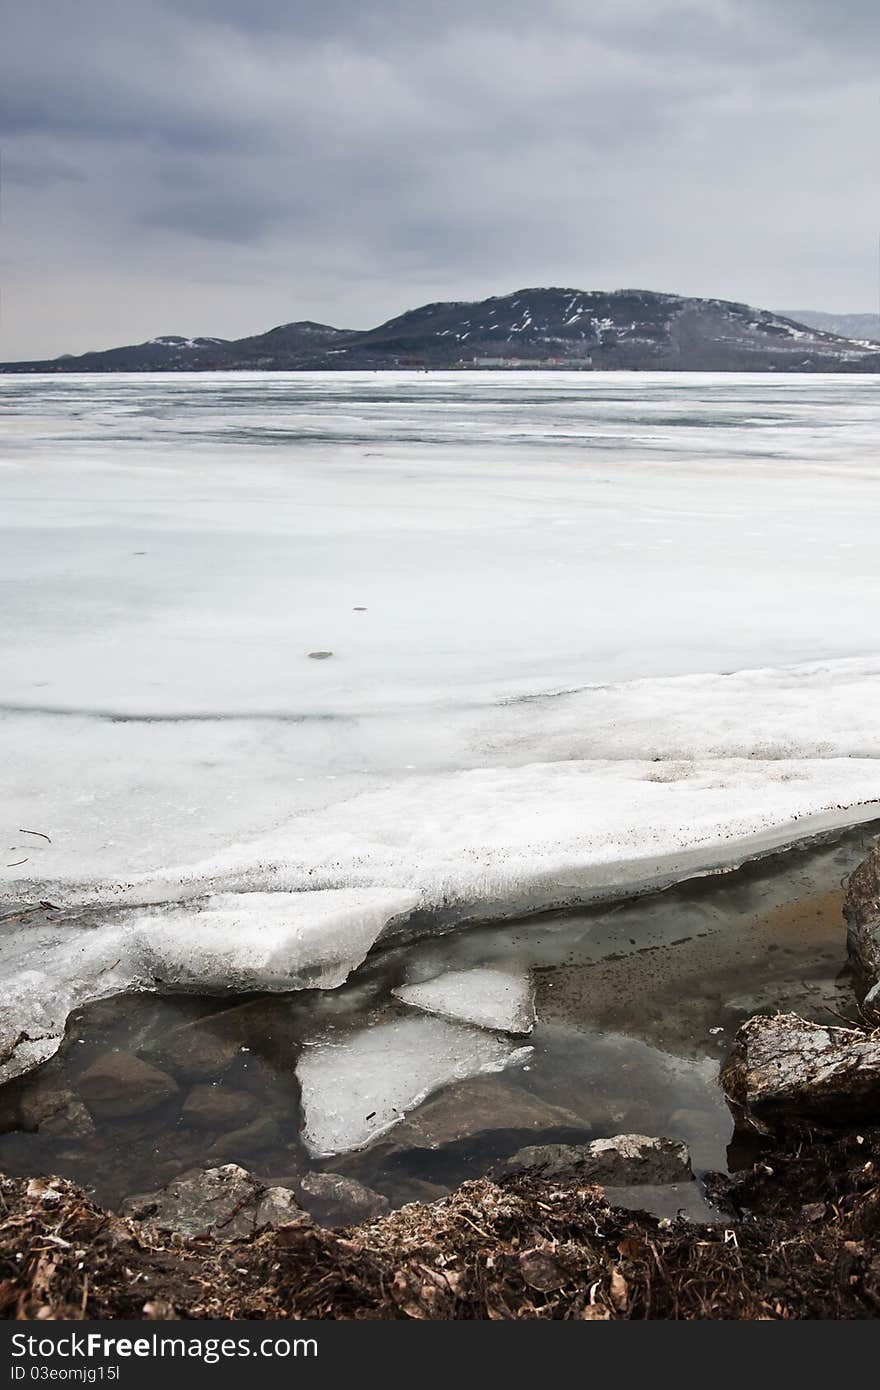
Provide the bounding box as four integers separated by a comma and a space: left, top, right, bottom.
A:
2, 1128, 880, 1319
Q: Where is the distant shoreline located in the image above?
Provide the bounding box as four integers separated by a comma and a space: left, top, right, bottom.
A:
6, 286, 880, 374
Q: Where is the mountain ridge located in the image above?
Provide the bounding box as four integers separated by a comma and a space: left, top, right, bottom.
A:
4, 288, 880, 373
780, 310, 880, 345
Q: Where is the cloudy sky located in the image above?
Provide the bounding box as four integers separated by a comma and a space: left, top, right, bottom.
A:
2, 0, 878, 359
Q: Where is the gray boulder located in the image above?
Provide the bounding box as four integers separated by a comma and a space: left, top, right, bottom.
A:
844, 838, 880, 1003
721, 1012, 880, 1131
121, 1163, 306, 1239
493, 1133, 692, 1185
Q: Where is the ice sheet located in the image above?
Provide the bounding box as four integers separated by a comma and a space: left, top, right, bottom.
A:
296, 1015, 534, 1156
393, 967, 536, 1034
0, 889, 418, 1085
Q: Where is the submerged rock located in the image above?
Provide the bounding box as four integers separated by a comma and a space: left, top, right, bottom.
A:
721, 1012, 880, 1131
296, 1015, 533, 1157
143, 1024, 239, 1083
493, 1134, 692, 1185
37, 1097, 96, 1142
181, 1084, 258, 1130
207, 1116, 281, 1162
844, 838, 880, 1004
299, 1172, 389, 1226
77, 1051, 179, 1118
386, 1077, 586, 1151
120, 1164, 306, 1239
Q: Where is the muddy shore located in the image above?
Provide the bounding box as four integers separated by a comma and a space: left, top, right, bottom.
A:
2, 1123, 880, 1320
4, 828, 880, 1321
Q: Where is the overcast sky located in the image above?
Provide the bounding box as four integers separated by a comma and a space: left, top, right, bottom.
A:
2, 0, 878, 359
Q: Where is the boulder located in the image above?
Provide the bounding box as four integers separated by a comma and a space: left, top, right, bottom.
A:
721, 1012, 880, 1131
143, 1025, 239, 1083
77, 1051, 179, 1118
120, 1164, 306, 1239
181, 1084, 259, 1130
299, 1172, 390, 1226
387, 1077, 588, 1151
844, 839, 880, 1001
17, 1084, 94, 1139
38, 1096, 96, 1141
206, 1115, 281, 1162
493, 1134, 692, 1185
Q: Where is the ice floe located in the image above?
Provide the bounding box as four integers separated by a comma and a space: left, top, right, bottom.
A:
393, 967, 536, 1034
296, 1015, 534, 1156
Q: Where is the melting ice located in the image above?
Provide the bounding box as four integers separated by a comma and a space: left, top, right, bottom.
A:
296, 1015, 534, 1156
2, 371, 880, 1078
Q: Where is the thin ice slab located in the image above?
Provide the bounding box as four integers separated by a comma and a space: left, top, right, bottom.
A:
297, 1015, 533, 1157
393, 967, 535, 1035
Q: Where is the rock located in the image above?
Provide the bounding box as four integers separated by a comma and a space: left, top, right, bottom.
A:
121, 1164, 307, 1239
493, 1134, 692, 1185
181, 1085, 259, 1130
721, 1012, 880, 1132
206, 1116, 280, 1162
256, 1185, 305, 1230
299, 1172, 389, 1226
18, 1085, 80, 1131
77, 1051, 179, 1118
143, 1025, 239, 1083
388, 1077, 587, 1151
39, 1097, 96, 1141
845, 839, 880, 994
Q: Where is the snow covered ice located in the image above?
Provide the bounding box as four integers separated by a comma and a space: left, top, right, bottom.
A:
296, 1015, 534, 1156
0, 889, 419, 1085
394, 967, 536, 1035
128, 888, 420, 993
2, 370, 880, 1078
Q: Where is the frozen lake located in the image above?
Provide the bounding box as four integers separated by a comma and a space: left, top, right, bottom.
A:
2, 371, 880, 1081
3, 370, 880, 719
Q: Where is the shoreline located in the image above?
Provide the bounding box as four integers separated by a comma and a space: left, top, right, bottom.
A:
3, 806, 879, 1090
4, 1124, 879, 1320
0, 819, 873, 1221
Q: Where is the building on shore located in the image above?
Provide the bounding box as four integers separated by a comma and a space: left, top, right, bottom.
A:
471, 355, 592, 368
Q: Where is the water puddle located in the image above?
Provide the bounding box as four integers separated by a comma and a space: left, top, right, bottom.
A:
0, 823, 874, 1223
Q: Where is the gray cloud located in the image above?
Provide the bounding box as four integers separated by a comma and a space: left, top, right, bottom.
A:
2, 1, 878, 358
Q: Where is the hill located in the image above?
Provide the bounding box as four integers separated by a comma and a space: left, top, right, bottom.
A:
5, 288, 880, 372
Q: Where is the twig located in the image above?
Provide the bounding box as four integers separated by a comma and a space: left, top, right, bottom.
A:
820, 1004, 866, 1030
19, 829, 51, 844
